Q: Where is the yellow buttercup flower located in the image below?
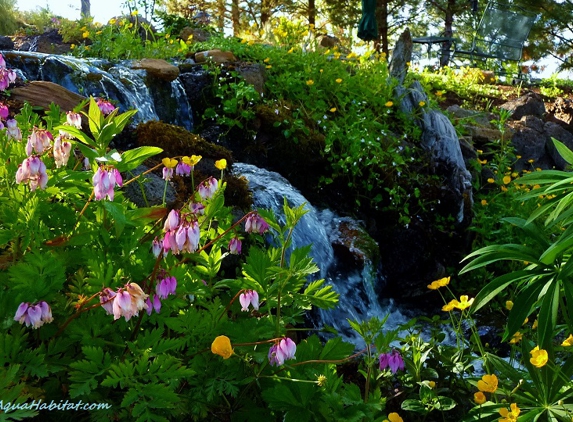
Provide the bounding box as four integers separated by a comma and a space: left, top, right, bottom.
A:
530, 346, 548, 368
215, 159, 227, 170
501, 185, 508, 192
487, 178, 495, 183
211, 335, 234, 359
474, 391, 486, 405
477, 374, 498, 393
82, 31, 90, 38
562, 334, 573, 347
306, 80, 314, 86
264, 57, 270, 63
336, 78, 342, 83
182, 155, 202, 166
419, 101, 426, 107
385, 101, 393, 107
108, 18, 116, 25
287, 47, 294, 53
478, 158, 487, 165
162, 157, 178, 168
387, 413, 403, 422
532, 319, 538, 330
131, 10, 139, 16
503, 175, 511, 184
509, 331, 522, 344
481, 199, 488, 206
506, 300, 513, 310
428, 381, 436, 388
330, 107, 337, 112
499, 403, 520, 422
442, 299, 459, 312
455, 295, 474, 310
317, 374, 327, 386
427, 276, 450, 290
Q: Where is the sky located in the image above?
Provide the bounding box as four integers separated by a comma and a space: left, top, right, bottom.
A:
16, 0, 128, 25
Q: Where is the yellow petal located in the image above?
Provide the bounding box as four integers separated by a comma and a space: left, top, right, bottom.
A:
211, 335, 234, 359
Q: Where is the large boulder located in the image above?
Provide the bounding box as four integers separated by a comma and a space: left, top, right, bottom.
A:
10, 80, 86, 112
500, 92, 545, 120
132, 58, 180, 82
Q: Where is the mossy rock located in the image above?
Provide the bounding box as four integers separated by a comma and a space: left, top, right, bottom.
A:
135, 120, 251, 210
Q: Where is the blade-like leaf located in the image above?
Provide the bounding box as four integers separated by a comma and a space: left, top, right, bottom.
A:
552, 137, 573, 165
471, 270, 532, 313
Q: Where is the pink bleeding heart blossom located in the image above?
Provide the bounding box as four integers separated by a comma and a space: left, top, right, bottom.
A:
229, 237, 242, 255
197, 176, 218, 200
175, 161, 191, 177
16, 156, 48, 191
268, 337, 297, 366
93, 167, 123, 201
53, 136, 72, 168
156, 275, 177, 299
145, 294, 162, 315
96, 98, 116, 115
14, 301, 53, 329
111, 282, 148, 321
0, 103, 9, 120
379, 349, 405, 374
245, 213, 270, 234
99, 287, 117, 315
66, 111, 82, 129
239, 290, 259, 311
6, 119, 22, 141
25, 128, 54, 156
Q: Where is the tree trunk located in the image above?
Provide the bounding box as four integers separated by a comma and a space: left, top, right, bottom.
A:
440, 0, 455, 67
232, 0, 240, 36
217, 0, 225, 32
80, 0, 90, 18
308, 0, 315, 27
376, 0, 389, 56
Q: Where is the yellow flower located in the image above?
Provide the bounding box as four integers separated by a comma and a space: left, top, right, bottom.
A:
387, 413, 403, 422
455, 295, 474, 310
499, 403, 520, 421
317, 375, 327, 386
215, 159, 227, 170
435, 90, 444, 97
211, 335, 234, 359
474, 391, 486, 405
481, 199, 488, 206
419, 101, 426, 107
266, 65, 272, 69
509, 331, 522, 344
248, 40, 254, 46
182, 155, 202, 166
501, 185, 508, 192
442, 299, 459, 312
487, 178, 495, 183
477, 374, 498, 393
503, 175, 511, 184
70, 44, 76, 50
323, 49, 331, 55
478, 158, 487, 165
82, 31, 90, 38
428, 381, 436, 388
477, 149, 483, 154
287, 47, 294, 53
336, 78, 342, 83
162, 157, 178, 168
330, 107, 337, 113
241, 38, 248, 44
385, 101, 393, 107
131, 10, 139, 16
528, 159, 535, 163
347, 52, 357, 59
320, 69, 324, 73
264, 57, 270, 63
530, 346, 548, 368
108, 18, 117, 25
306, 80, 314, 86
427, 276, 450, 290
562, 334, 573, 347
532, 319, 538, 330
506, 300, 513, 310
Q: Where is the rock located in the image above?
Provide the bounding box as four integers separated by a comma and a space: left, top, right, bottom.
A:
544, 121, 573, 170
179, 65, 215, 122
13, 29, 71, 54
0, 36, 14, 50
389, 29, 412, 85
500, 92, 546, 120
235, 63, 266, 94
546, 97, 573, 129
10, 80, 86, 112
123, 165, 176, 208
446, 104, 497, 127
509, 116, 548, 170
319, 35, 340, 48
180, 27, 212, 43
194, 49, 237, 64
132, 58, 179, 81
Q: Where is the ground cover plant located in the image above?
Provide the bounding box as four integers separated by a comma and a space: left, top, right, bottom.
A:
3, 8, 573, 422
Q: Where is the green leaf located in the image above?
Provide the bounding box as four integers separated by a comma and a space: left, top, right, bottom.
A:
552, 137, 573, 165
470, 270, 532, 314
319, 337, 355, 360
505, 280, 547, 341
401, 399, 427, 414
116, 146, 163, 172
537, 280, 560, 349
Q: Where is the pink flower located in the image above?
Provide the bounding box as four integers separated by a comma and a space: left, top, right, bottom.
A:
26, 128, 54, 156
189, 202, 205, 215
229, 237, 242, 254
151, 237, 162, 257
0, 66, 17, 91
174, 220, 200, 254
93, 167, 122, 201
112, 283, 148, 321
175, 161, 191, 177
245, 213, 270, 234
156, 276, 177, 299
99, 287, 117, 315
379, 349, 405, 373
53, 136, 72, 168
197, 177, 218, 200
269, 337, 297, 366
66, 111, 82, 129
15, 156, 48, 191
0, 103, 9, 119
239, 290, 259, 311
163, 210, 180, 231
162, 166, 174, 181
14, 301, 53, 329
146, 295, 162, 315
5, 119, 21, 141
96, 98, 116, 115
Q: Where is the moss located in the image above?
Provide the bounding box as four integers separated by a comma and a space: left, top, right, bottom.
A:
135, 120, 251, 209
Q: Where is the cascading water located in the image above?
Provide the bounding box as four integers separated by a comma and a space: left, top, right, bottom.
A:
1, 51, 193, 130
234, 163, 412, 346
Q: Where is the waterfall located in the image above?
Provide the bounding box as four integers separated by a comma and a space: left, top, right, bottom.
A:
2, 51, 193, 130
235, 163, 412, 346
